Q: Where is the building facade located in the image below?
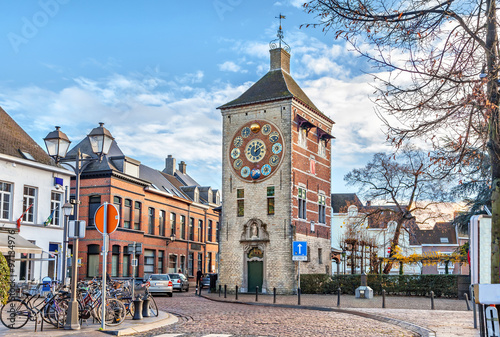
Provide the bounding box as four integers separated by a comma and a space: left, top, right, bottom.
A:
218, 34, 334, 293
0, 108, 73, 283
66, 136, 221, 283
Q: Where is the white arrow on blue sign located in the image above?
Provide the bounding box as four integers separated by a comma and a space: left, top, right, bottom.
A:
292, 241, 307, 261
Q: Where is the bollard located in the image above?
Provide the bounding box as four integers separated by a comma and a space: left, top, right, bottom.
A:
224, 284, 227, 298
142, 297, 151, 317
273, 287, 276, 304
133, 298, 144, 320
236, 285, 238, 300
298, 288, 301, 305
464, 292, 471, 311
430, 291, 435, 310
382, 289, 386, 308
256, 286, 259, 302
337, 287, 341, 307
219, 284, 221, 297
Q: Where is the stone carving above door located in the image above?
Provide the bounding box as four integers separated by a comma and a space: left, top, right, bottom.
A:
240, 218, 270, 242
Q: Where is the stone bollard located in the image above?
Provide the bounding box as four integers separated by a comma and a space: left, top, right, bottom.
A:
133, 298, 143, 320
142, 297, 151, 317
298, 288, 301, 305
382, 289, 386, 308
273, 287, 276, 304
255, 286, 259, 302
430, 291, 435, 310
235, 285, 238, 300
224, 284, 227, 298
464, 292, 471, 311
337, 287, 341, 307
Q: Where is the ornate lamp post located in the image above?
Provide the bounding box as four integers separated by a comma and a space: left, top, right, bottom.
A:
44, 123, 114, 330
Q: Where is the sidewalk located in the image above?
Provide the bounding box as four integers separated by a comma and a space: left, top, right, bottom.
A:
0, 310, 177, 336
201, 291, 479, 337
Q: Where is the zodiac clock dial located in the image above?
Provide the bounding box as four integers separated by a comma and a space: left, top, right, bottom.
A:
229, 120, 284, 182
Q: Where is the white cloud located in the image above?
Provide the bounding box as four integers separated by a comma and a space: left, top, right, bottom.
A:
219, 61, 247, 73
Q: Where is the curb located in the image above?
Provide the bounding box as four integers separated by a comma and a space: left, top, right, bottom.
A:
200, 294, 436, 337
102, 311, 178, 336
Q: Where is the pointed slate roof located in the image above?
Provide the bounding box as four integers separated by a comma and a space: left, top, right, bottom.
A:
0, 107, 55, 166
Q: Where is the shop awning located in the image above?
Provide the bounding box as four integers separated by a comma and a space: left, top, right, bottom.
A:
0, 233, 43, 254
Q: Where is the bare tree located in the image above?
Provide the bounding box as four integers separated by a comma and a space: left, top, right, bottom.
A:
345, 147, 453, 273
303, 0, 499, 282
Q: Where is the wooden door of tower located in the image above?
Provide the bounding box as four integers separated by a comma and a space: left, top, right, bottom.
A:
247, 261, 263, 293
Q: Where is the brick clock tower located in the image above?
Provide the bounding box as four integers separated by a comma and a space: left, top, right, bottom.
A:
218, 25, 334, 294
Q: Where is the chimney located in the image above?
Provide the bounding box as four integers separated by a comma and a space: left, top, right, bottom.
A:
164, 155, 176, 175
270, 48, 290, 73
366, 200, 371, 207
178, 161, 187, 174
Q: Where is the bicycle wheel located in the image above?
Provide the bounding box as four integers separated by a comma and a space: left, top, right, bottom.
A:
0, 299, 31, 329
96, 298, 126, 326
45, 298, 68, 328
125, 300, 134, 317
148, 296, 158, 317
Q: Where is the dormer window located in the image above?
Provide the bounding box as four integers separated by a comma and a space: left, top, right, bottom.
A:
194, 189, 199, 203
347, 205, 358, 217
440, 237, 449, 243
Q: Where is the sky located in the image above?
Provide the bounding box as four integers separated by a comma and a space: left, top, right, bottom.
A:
0, 0, 393, 192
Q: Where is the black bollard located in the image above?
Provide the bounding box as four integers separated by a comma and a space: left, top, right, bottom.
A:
256, 286, 259, 302
382, 289, 386, 308
464, 293, 471, 311
430, 291, 435, 310
224, 284, 227, 298
142, 298, 151, 317
273, 287, 276, 304
337, 287, 341, 307
298, 288, 301, 305
219, 284, 221, 297
133, 298, 144, 320
236, 285, 238, 300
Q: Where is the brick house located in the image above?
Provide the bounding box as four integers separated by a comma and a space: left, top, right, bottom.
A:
67, 136, 220, 283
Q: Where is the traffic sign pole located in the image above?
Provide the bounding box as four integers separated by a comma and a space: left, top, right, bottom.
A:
101, 202, 108, 331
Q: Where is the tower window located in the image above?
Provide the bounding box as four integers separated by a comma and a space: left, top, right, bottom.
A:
298, 187, 307, 220
318, 194, 326, 224
298, 127, 307, 148
267, 186, 275, 215
237, 189, 244, 217
319, 139, 327, 157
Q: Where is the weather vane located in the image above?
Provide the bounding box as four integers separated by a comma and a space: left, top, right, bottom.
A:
270, 13, 291, 52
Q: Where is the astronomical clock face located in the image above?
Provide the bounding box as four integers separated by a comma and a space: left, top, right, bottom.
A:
229, 120, 284, 182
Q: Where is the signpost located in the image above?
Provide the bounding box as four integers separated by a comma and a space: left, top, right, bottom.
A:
128, 242, 139, 301
94, 202, 119, 331
292, 241, 307, 290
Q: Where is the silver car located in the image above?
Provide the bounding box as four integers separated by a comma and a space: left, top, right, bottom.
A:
148, 274, 173, 297
168, 273, 189, 292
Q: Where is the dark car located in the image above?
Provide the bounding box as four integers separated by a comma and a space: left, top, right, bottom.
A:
201, 273, 217, 288
168, 273, 189, 292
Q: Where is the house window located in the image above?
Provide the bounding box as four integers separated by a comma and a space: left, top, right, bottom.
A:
197, 252, 203, 273
188, 253, 194, 276
318, 248, 323, 264
49, 192, 62, 226
180, 215, 186, 239
318, 194, 326, 224
124, 199, 132, 228
207, 252, 212, 273
0, 181, 12, 220
318, 139, 327, 157
298, 127, 307, 148
113, 196, 122, 227
180, 255, 186, 274
144, 249, 155, 279
267, 186, 275, 215
298, 187, 307, 220
111, 245, 120, 277
189, 217, 194, 241
237, 189, 244, 217
23, 186, 37, 223
87, 244, 100, 278
47, 243, 59, 278
123, 246, 130, 277
216, 222, 220, 243
198, 220, 203, 242
148, 207, 155, 235
158, 251, 164, 274
169, 254, 178, 273
208, 220, 213, 242
88, 195, 101, 227
170, 212, 176, 236
134, 202, 141, 230
159, 210, 165, 236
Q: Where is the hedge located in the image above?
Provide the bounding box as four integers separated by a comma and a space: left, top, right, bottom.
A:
300, 274, 460, 297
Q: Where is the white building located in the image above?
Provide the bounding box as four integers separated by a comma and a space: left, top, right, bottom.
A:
0, 108, 73, 283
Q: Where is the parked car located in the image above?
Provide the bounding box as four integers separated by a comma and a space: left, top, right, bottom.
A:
148, 274, 173, 297
168, 273, 189, 292
201, 273, 217, 288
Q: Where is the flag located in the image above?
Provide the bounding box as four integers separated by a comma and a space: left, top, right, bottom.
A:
43, 209, 55, 227
16, 203, 33, 232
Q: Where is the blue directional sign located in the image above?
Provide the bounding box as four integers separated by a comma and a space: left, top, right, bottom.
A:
292, 241, 307, 261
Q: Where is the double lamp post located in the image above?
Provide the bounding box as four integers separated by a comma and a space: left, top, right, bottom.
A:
44, 123, 114, 330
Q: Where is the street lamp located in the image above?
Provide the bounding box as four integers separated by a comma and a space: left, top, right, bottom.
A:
44, 123, 114, 330
61, 202, 73, 286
